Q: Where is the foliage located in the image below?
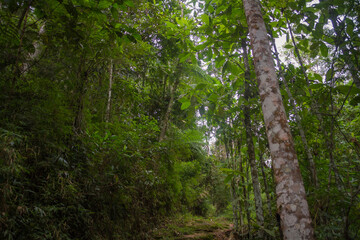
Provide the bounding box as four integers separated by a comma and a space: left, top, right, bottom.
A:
1, 0, 360, 239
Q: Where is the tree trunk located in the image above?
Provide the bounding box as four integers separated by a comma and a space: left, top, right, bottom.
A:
259, 150, 272, 218
159, 66, 181, 142
242, 0, 314, 239
230, 130, 242, 234
73, 63, 87, 134
235, 138, 244, 228
224, 133, 240, 234
241, 38, 264, 238
105, 59, 114, 122
238, 139, 249, 238
245, 157, 251, 239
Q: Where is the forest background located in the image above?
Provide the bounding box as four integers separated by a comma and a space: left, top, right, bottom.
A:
0, 0, 360, 239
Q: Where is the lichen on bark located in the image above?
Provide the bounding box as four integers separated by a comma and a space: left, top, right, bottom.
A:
242, 0, 315, 239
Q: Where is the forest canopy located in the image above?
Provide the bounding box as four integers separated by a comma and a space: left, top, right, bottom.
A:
0, 0, 360, 239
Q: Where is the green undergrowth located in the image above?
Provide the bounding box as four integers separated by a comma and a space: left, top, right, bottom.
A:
150, 214, 231, 240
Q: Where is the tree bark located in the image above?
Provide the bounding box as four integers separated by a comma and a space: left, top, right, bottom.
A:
242, 0, 314, 239
105, 59, 114, 123
241, 38, 264, 238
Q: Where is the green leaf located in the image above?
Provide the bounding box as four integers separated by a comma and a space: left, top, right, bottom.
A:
222, 60, 229, 75
215, 56, 226, 68
208, 5, 214, 13
313, 22, 323, 38
224, 174, 234, 184
346, 19, 355, 37
132, 33, 142, 41
284, 44, 293, 49
201, 14, 210, 26
323, 35, 334, 45
325, 69, 333, 81
231, 8, 242, 17
350, 95, 360, 106
196, 43, 208, 51
308, 83, 323, 90
205, 48, 213, 61
196, 83, 208, 90
179, 53, 191, 63
320, 42, 328, 57
314, 73, 322, 81
181, 101, 191, 110
208, 93, 219, 102
335, 85, 360, 95
124, 0, 135, 7
165, 21, 177, 29
98, 0, 112, 9
264, 229, 276, 237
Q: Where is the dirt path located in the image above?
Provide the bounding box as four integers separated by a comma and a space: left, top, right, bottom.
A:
151, 216, 233, 240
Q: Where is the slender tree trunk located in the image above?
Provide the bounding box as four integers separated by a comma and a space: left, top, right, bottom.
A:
105, 60, 114, 122
259, 150, 272, 217
229, 129, 242, 234
242, 0, 314, 239
159, 67, 181, 141
241, 39, 264, 238
230, 179, 240, 233
245, 157, 251, 239
287, 19, 341, 189
225, 133, 240, 234
237, 139, 247, 237
73, 60, 87, 134
12, 2, 30, 85
236, 138, 244, 228
269, 32, 318, 187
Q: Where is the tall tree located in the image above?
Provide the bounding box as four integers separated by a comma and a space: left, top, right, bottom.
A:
242, 0, 314, 239
241, 38, 264, 237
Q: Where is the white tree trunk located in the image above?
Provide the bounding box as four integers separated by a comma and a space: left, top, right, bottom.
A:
242, 0, 315, 239
105, 59, 113, 122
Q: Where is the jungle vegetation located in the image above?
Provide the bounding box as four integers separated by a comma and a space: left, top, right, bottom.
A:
0, 0, 360, 239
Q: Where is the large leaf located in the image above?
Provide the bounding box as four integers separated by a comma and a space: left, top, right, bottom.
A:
335, 85, 360, 96
98, 0, 112, 9
308, 83, 323, 90
181, 101, 191, 110
208, 93, 219, 102
201, 14, 210, 26
320, 42, 328, 58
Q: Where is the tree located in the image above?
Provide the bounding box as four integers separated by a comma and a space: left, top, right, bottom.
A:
242, 38, 264, 237
242, 0, 314, 238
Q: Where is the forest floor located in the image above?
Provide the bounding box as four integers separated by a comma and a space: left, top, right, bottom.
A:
150, 215, 234, 240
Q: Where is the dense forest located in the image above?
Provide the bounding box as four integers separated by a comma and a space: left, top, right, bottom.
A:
1, 0, 360, 239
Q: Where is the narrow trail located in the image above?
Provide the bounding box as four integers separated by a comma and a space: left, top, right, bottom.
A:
151, 217, 234, 240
